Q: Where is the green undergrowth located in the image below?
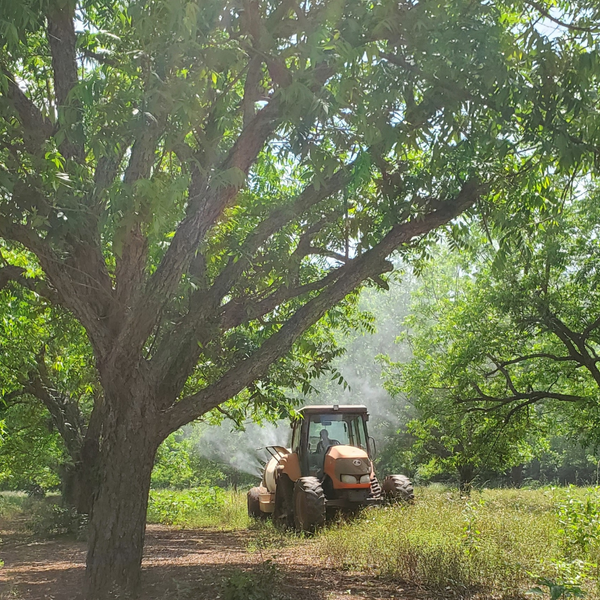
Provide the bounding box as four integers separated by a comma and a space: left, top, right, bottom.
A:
318, 486, 600, 599
147, 487, 249, 529
0, 491, 29, 520
0, 492, 87, 538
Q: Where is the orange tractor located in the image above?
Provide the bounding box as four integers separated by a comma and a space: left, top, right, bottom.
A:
247, 405, 414, 531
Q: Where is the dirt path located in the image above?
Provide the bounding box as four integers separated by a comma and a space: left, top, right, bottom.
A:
0, 522, 427, 600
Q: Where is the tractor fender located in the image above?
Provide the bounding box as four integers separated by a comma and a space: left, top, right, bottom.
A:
279, 452, 301, 482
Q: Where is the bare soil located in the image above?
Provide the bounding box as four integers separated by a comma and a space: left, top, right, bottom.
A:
0, 518, 427, 600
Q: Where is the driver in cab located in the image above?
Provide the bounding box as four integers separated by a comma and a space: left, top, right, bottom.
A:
316, 429, 334, 454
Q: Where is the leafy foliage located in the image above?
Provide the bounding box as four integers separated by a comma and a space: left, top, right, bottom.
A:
1, 0, 600, 592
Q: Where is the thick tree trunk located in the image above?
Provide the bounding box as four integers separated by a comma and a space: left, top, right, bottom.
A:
84, 395, 160, 600
510, 464, 524, 488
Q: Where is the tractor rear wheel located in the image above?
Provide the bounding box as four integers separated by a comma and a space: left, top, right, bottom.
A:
293, 476, 326, 532
247, 486, 264, 518
382, 475, 414, 503
273, 475, 294, 529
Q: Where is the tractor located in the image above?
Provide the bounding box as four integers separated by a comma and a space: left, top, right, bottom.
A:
247, 404, 414, 531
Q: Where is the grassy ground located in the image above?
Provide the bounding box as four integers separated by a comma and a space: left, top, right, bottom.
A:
0, 491, 29, 521
4, 486, 600, 599
320, 486, 600, 599
143, 485, 600, 598
146, 487, 250, 529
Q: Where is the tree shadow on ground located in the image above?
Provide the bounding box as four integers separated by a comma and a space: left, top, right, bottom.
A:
0, 525, 426, 600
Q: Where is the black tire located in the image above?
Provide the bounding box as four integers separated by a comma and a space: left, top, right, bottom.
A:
247, 487, 263, 518
273, 475, 294, 529
293, 476, 326, 532
382, 474, 414, 503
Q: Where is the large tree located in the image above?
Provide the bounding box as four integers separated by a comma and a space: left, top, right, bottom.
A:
0, 0, 597, 597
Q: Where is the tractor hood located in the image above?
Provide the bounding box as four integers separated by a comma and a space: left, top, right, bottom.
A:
324, 445, 372, 486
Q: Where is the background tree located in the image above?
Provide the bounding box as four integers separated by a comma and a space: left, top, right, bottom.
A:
0, 0, 597, 597
381, 257, 544, 490
0, 243, 101, 510
381, 184, 600, 486
400, 191, 600, 430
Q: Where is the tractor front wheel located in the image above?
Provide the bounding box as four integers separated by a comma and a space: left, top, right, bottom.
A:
293, 476, 326, 532
382, 475, 414, 503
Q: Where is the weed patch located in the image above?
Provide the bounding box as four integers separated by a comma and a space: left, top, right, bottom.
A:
318, 487, 581, 598
147, 487, 248, 529
222, 560, 281, 600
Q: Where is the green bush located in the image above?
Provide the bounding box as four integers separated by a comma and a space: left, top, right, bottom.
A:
222, 561, 281, 600
28, 500, 88, 538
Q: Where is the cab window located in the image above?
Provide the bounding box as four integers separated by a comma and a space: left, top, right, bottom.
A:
307, 413, 367, 451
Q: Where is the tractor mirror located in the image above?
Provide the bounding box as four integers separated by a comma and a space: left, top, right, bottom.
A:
369, 436, 377, 459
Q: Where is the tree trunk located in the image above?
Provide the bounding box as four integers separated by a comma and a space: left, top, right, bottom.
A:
510, 464, 524, 488
458, 464, 474, 495
84, 396, 159, 600
62, 462, 96, 515
62, 436, 101, 515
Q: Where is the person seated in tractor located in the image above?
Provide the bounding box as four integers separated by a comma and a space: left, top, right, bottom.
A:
316, 429, 339, 454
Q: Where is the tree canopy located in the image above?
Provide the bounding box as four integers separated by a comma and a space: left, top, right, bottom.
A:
1, 0, 599, 597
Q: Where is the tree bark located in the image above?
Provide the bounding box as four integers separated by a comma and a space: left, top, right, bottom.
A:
84, 392, 159, 600
510, 464, 524, 488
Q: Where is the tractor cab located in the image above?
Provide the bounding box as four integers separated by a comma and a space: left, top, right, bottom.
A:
290, 405, 374, 477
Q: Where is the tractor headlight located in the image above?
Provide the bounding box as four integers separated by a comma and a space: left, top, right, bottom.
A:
341, 475, 357, 484
359, 474, 371, 484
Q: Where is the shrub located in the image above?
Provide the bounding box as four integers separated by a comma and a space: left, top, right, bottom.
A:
222, 561, 281, 600
28, 501, 88, 538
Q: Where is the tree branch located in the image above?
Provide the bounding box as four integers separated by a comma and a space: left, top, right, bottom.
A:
0, 264, 60, 304
149, 167, 354, 392
523, 0, 599, 33
583, 314, 600, 339
161, 179, 483, 434
483, 352, 583, 377
46, 2, 85, 162
0, 220, 113, 357
487, 355, 519, 395
110, 99, 283, 366
114, 120, 165, 309
1, 69, 53, 155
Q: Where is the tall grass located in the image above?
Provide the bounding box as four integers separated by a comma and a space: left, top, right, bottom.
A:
0, 491, 30, 520
147, 487, 249, 529
319, 486, 600, 599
